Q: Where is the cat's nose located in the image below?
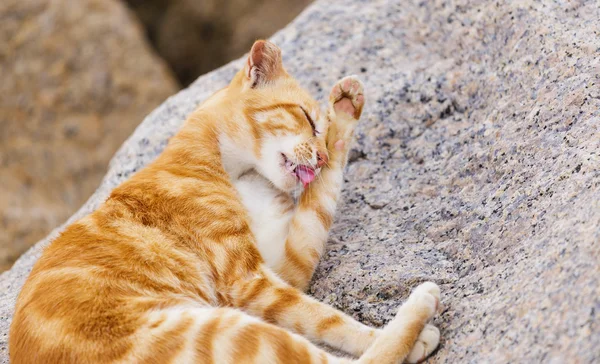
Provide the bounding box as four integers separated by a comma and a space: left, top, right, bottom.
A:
317, 151, 328, 167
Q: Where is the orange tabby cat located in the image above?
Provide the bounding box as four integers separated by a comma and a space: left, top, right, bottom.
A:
10, 40, 441, 363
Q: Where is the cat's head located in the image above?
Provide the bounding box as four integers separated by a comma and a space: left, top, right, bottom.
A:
228, 40, 329, 193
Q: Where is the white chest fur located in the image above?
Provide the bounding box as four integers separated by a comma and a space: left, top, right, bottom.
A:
233, 171, 294, 268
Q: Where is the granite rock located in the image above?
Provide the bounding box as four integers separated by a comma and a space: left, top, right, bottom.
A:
1, 0, 599, 362
0, 0, 179, 271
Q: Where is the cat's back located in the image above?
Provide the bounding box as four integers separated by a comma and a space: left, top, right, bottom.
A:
9, 178, 218, 363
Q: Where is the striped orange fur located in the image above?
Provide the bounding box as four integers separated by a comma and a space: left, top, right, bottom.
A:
10, 40, 441, 363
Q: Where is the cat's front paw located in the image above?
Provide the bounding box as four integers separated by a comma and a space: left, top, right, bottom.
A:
406, 324, 440, 363
327, 76, 365, 155
329, 75, 365, 120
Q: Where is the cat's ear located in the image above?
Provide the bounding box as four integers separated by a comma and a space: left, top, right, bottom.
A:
245, 40, 284, 88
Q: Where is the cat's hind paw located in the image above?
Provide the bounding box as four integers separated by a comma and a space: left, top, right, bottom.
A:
407, 281, 441, 321
406, 324, 440, 363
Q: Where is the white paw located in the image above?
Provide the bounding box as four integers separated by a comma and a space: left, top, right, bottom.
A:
407, 282, 441, 320
406, 324, 440, 363
329, 75, 365, 120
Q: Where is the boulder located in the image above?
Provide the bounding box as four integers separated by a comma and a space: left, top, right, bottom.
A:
1, 0, 598, 362
0, 0, 179, 271
124, 0, 313, 85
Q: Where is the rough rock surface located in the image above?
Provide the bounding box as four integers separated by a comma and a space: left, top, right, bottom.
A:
0, 0, 179, 271
1, 0, 599, 362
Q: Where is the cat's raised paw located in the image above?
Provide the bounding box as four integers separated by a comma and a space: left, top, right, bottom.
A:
329, 75, 365, 120
406, 324, 440, 363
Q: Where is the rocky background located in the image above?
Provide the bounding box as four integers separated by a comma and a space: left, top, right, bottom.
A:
0, 0, 309, 272
0, 0, 179, 272
124, 0, 313, 86
1, 0, 599, 362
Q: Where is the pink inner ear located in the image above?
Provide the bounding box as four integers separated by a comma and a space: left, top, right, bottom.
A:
247, 41, 265, 81
251, 41, 265, 67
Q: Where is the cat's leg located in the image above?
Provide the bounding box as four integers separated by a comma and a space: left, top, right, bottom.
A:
233, 268, 441, 362
276, 76, 365, 290
138, 306, 352, 363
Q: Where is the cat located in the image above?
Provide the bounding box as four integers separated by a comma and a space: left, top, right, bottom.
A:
10, 40, 441, 363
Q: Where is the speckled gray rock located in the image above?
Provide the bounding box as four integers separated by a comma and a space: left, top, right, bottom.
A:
1, 0, 599, 362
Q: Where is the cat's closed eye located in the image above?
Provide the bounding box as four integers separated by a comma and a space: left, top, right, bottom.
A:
300, 106, 319, 136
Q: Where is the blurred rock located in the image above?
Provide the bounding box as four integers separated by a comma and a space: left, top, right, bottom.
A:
124, 0, 312, 85
1, 0, 600, 362
0, 0, 179, 271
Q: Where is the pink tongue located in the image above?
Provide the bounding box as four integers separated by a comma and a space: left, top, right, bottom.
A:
295, 165, 315, 187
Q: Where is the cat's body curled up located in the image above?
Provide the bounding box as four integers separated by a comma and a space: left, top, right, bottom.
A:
10, 41, 441, 363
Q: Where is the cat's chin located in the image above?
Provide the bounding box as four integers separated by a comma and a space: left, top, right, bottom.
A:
251, 163, 297, 194
273, 171, 301, 193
